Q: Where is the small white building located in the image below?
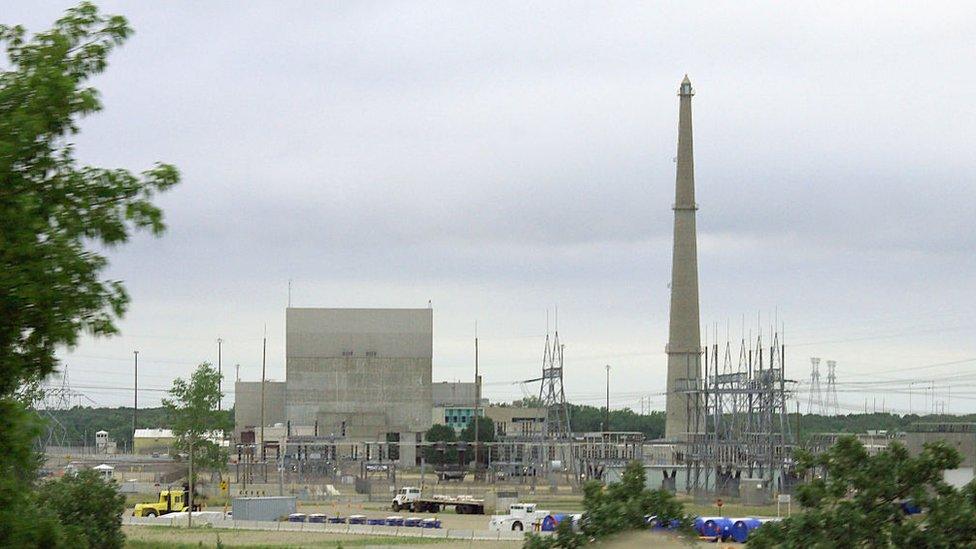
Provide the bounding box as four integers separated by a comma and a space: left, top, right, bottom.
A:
133, 428, 228, 455
92, 463, 115, 481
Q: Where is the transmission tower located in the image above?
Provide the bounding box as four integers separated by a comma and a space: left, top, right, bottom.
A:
807, 357, 824, 414
37, 367, 85, 449
539, 330, 571, 439
536, 328, 577, 485
824, 360, 839, 415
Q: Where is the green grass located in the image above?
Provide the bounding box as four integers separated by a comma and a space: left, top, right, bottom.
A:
123, 527, 453, 548
126, 539, 448, 548
684, 501, 783, 518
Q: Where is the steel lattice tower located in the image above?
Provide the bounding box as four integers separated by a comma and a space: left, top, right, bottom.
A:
539, 331, 571, 438
807, 357, 824, 414
825, 360, 839, 415
683, 329, 797, 497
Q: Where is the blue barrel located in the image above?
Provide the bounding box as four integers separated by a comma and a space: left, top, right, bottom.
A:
730, 518, 761, 542
404, 517, 422, 527
694, 516, 722, 535
308, 514, 326, 523
328, 516, 346, 524
287, 513, 306, 523
541, 514, 567, 532
702, 517, 733, 538
900, 500, 921, 515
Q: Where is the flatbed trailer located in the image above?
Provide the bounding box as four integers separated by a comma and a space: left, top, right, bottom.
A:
392, 486, 485, 514
395, 495, 485, 514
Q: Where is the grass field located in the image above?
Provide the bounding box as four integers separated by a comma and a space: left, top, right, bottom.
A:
122, 526, 520, 549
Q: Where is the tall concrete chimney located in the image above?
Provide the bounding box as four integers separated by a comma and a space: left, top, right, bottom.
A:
664, 75, 702, 440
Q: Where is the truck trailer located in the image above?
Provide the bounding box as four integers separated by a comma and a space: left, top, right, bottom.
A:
392, 487, 485, 514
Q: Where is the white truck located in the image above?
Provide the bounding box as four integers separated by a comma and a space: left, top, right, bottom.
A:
392, 487, 422, 511
392, 487, 485, 514
488, 503, 549, 532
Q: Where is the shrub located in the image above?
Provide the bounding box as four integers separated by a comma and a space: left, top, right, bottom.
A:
37, 469, 126, 548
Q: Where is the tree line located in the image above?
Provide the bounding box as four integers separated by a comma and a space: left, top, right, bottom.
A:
44, 405, 233, 449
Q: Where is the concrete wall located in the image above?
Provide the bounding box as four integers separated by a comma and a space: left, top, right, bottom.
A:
432, 382, 479, 407
285, 308, 433, 439
906, 430, 976, 468
235, 381, 287, 436
485, 406, 546, 438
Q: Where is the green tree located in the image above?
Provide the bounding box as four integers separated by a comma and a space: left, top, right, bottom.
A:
45, 405, 233, 449
459, 416, 494, 466
163, 363, 229, 505
423, 424, 458, 465
0, 3, 179, 545
524, 460, 688, 548
459, 416, 495, 443
37, 470, 126, 549
749, 436, 976, 548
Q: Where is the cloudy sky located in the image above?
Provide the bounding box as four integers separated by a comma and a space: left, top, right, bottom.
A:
9, 2, 975, 414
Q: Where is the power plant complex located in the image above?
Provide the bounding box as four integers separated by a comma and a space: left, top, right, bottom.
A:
223, 76, 795, 501
46, 76, 975, 517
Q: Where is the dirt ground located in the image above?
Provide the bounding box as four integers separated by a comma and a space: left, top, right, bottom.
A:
123, 526, 521, 548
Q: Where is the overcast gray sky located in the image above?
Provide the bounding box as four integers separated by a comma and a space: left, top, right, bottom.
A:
10, 1, 975, 414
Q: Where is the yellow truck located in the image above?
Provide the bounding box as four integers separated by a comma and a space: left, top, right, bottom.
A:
132, 489, 201, 517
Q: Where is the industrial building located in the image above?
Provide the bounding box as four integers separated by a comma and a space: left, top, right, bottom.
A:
432, 381, 484, 408
234, 381, 286, 438
235, 307, 433, 466
485, 406, 546, 439
906, 423, 976, 488
285, 307, 433, 438
133, 428, 177, 455
431, 381, 489, 433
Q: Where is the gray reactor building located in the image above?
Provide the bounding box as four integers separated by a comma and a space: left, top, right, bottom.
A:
235, 307, 433, 465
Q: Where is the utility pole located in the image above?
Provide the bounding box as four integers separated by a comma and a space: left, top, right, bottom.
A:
133, 351, 139, 441
217, 338, 223, 411
261, 335, 267, 461
605, 364, 611, 431
473, 326, 480, 472
188, 437, 194, 528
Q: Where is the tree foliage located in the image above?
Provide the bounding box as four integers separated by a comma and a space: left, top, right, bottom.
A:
749, 436, 976, 548
0, 2, 179, 546
163, 363, 230, 474
525, 460, 688, 548
459, 416, 495, 443
794, 412, 972, 444
38, 470, 126, 549
505, 398, 665, 441
0, 2, 179, 395
44, 405, 234, 449
423, 424, 458, 465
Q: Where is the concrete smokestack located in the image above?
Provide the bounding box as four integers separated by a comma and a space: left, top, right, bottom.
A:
664, 75, 702, 440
